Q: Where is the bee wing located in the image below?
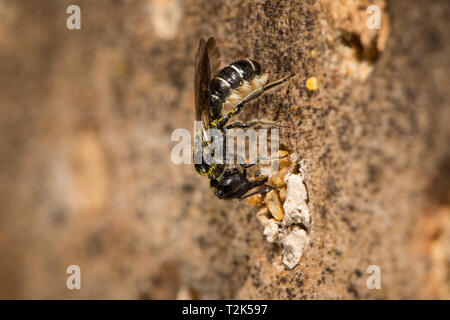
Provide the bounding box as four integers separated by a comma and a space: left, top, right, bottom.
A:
195, 37, 210, 121
206, 37, 222, 77
194, 38, 213, 147
195, 37, 222, 146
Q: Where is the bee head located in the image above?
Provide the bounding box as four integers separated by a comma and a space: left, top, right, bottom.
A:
210, 169, 247, 200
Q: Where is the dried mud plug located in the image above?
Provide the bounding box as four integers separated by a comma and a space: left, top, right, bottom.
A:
282, 227, 310, 269
252, 151, 312, 270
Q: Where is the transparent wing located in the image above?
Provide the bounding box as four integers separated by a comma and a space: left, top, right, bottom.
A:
194, 37, 213, 148
206, 37, 222, 77
195, 38, 210, 121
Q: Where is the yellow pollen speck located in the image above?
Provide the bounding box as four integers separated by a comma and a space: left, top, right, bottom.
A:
306, 76, 319, 91
311, 50, 317, 58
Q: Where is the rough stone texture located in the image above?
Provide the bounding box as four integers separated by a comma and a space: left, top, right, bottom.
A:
0, 0, 449, 299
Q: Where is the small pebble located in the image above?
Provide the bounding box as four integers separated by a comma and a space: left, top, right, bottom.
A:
264, 190, 284, 221
246, 193, 264, 207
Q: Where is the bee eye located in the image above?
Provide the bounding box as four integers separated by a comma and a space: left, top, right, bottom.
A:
195, 163, 210, 175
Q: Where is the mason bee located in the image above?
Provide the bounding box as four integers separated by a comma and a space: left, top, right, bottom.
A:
193, 37, 294, 200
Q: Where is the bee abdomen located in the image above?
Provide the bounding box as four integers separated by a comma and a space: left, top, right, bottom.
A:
209, 59, 263, 117
232, 59, 262, 81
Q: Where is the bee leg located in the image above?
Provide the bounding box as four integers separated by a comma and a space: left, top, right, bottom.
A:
224, 153, 288, 176
217, 73, 295, 128
239, 161, 259, 177
255, 154, 288, 161
238, 184, 273, 201
241, 155, 289, 179
226, 153, 286, 165
225, 120, 288, 129
242, 162, 257, 169
245, 154, 289, 166
225, 151, 288, 176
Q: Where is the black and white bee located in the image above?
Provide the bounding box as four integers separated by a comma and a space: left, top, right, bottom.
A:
193, 37, 294, 200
